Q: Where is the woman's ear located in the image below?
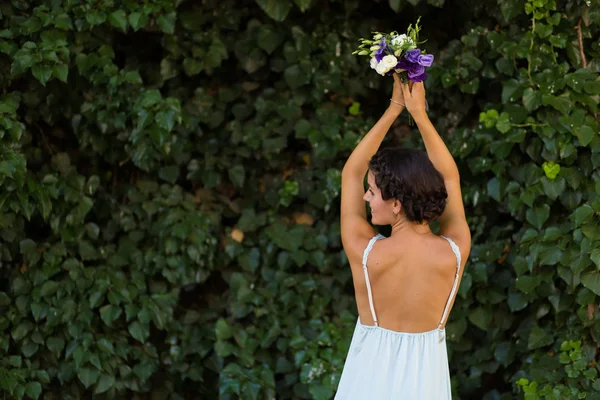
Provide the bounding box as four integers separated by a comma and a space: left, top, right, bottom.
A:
393, 199, 402, 215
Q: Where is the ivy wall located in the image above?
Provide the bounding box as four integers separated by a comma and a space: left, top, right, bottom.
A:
0, 0, 599, 399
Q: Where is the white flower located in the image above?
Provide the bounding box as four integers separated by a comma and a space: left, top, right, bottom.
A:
375, 62, 389, 75
381, 55, 398, 70
370, 57, 378, 70
391, 34, 414, 48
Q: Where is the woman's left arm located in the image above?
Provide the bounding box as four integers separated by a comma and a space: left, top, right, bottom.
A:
340, 75, 404, 257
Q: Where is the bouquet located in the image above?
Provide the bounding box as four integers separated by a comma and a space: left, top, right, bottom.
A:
353, 19, 433, 82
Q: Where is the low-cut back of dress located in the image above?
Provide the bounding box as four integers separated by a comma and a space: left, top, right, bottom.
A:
335, 234, 462, 399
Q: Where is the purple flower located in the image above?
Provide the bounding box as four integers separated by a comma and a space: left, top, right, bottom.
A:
375, 38, 389, 62
405, 49, 434, 67
396, 57, 424, 78
405, 49, 421, 63
409, 71, 427, 82
395, 49, 433, 82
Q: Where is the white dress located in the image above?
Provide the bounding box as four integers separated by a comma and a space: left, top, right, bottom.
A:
335, 234, 462, 399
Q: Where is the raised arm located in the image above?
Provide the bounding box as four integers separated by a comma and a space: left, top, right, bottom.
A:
340, 75, 404, 259
401, 82, 471, 253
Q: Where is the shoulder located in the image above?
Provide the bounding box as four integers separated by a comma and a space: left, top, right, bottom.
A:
344, 234, 389, 269
439, 234, 470, 269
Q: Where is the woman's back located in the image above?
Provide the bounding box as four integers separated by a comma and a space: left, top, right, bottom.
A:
350, 232, 462, 333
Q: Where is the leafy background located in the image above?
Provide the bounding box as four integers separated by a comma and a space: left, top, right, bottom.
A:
0, 0, 599, 399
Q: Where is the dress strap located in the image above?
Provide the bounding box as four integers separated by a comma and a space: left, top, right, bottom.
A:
362, 234, 383, 326
438, 235, 461, 329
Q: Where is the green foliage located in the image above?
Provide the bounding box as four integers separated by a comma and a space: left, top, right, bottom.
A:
516, 340, 599, 399
0, 0, 598, 399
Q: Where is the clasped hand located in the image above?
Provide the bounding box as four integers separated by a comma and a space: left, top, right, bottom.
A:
390, 74, 427, 119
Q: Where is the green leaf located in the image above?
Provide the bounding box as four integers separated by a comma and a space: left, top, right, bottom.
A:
523, 88, 542, 111
108, 10, 128, 31
215, 318, 233, 340
469, 306, 492, 330
574, 125, 595, 147
0, 292, 10, 306
36, 370, 50, 384
502, 79, 521, 104
534, 22, 552, 37
541, 176, 565, 201
516, 275, 540, 294
155, 110, 177, 131
542, 161, 560, 179
20, 238, 37, 255
284, 64, 310, 89
528, 326, 553, 350
294, 0, 312, 12
40, 281, 58, 297
542, 93, 573, 116
581, 271, 600, 296
128, 12, 148, 31
77, 367, 100, 388
157, 12, 176, 34
487, 177, 503, 202
25, 382, 42, 400
133, 363, 154, 381
8, 355, 22, 367
389, 0, 404, 12
128, 321, 149, 343
572, 205, 594, 225
31, 64, 53, 86
21, 340, 39, 357
348, 102, 361, 116
526, 204, 550, 230
308, 383, 334, 400
91, 355, 101, 371
229, 164, 245, 189
549, 33, 567, 48
539, 246, 561, 265
508, 290, 528, 311
86, 10, 106, 26
257, 25, 283, 54
54, 13, 73, 30
47, 336, 65, 355
256, 0, 293, 21
542, 227, 562, 241
53, 64, 68, 82
95, 374, 115, 394
158, 165, 179, 184
72, 345, 85, 368
79, 240, 98, 260
496, 112, 511, 133
99, 304, 122, 326
183, 57, 203, 76
500, 0, 522, 21
591, 249, 600, 268
97, 338, 114, 354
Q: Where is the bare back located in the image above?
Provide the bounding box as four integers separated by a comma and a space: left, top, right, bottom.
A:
349, 232, 464, 333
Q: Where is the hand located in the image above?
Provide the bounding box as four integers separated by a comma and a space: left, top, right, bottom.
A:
401, 81, 427, 119
391, 73, 405, 107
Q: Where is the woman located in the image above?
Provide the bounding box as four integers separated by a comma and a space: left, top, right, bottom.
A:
335, 74, 471, 399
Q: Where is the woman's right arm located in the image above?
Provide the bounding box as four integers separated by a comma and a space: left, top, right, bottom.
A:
402, 82, 459, 180
402, 82, 471, 255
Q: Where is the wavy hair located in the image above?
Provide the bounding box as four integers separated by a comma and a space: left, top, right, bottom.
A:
368, 147, 448, 224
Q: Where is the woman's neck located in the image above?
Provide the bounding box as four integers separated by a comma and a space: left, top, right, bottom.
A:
390, 218, 432, 237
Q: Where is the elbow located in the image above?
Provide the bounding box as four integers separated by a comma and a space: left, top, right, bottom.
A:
442, 167, 460, 182
342, 163, 366, 179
